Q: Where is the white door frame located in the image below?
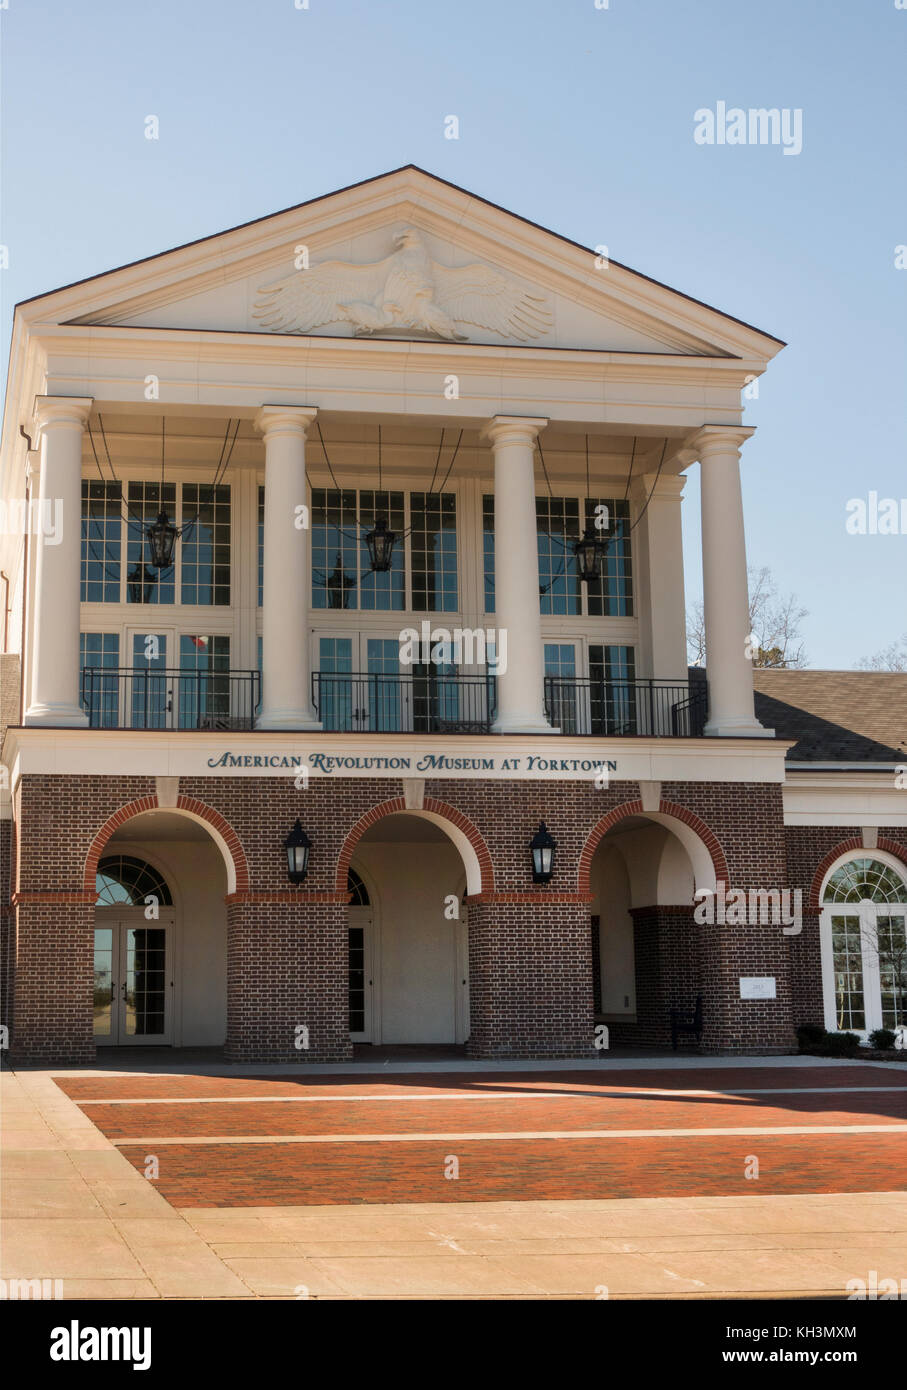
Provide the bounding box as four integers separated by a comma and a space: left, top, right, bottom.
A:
94, 908, 176, 1046
819, 903, 906, 1039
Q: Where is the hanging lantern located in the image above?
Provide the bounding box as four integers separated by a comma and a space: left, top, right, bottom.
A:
365, 516, 396, 573
146, 508, 178, 570
573, 523, 608, 584
529, 821, 557, 884
284, 819, 312, 884
127, 562, 158, 604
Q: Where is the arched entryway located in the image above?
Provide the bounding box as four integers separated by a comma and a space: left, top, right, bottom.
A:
347, 812, 470, 1045
89, 807, 230, 1047
582, 805, 720, 1046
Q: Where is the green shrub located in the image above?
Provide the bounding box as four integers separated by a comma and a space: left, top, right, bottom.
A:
796, 1023, 827, 1050
823, 1031, 862, 1055
868, 1028, 897, 1051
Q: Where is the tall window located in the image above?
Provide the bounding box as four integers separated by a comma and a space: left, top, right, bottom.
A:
482, 494, 632, 616
81, 482, 122, 603
822, 856, 907, 1035
80, 632, 120, 726
127, 482, 175, 605
310, 489, 454, 612
81, 481, 230, 606
181, 484, 231, 605
410, 491, 457, 613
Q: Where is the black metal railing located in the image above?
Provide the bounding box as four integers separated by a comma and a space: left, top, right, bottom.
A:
312, 671, 496, 734
81, 667, 261, 730
544, 677, 707, 737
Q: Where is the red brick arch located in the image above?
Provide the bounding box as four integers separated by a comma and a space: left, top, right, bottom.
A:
577, 798, 730, 895
83, 794, 249, 894
335, 796, 494, 895
808, 836, 907, 910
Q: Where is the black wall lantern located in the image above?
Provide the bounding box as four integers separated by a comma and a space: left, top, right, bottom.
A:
284, 819, 312, 884
530, 821, 557, 884
365, 516, 396, 573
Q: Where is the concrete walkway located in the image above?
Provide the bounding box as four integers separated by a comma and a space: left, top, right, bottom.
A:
3, 1059, 906, 1299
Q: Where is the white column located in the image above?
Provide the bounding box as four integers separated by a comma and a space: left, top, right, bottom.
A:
255, 405, 321, 730
482, 415, 556, 734
630, 471, 688, 678
695, 424, 772, 737
25, 396, 92, 726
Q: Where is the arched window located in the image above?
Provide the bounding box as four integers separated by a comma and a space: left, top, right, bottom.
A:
347, 868, 370, 906
96, 856, 173, 907
820, 855, 907, 1035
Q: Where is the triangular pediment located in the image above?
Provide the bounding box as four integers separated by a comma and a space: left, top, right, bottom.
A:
21, 167, 783, 361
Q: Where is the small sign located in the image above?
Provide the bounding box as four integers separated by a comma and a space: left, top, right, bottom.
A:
739, 976, 776, 999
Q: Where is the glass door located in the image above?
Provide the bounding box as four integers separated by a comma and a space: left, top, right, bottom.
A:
94, 917, 172, 1045
315, 634, 405, 731
126, 629, 176, 730
348, 906, 373, 1042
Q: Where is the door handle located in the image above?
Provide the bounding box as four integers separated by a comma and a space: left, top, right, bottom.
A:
121, 982, 127, 999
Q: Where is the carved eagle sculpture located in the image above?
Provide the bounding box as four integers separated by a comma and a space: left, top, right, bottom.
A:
253, 228, 551, 342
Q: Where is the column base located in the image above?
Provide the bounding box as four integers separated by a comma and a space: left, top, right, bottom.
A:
255, 711, 323, 731
704, 717, 775, 738
24, 703, 89, 727
491, 716, 559, 735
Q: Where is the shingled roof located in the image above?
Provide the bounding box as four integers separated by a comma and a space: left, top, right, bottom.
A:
752, 670, 907, 763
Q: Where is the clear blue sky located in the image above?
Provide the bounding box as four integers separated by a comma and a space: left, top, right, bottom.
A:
2, 0, 904, 667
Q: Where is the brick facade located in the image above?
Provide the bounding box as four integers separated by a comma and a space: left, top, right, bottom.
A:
7, 770, 886, 1063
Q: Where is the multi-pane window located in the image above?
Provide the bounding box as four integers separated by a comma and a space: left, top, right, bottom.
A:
310, 489, 454, 612
482, 493, 496, 614
179, 634, 231, 729
258, 486, 264, 607
590, 644, 637, 734
80, 632, 120, 726
127, 482, 176, 605
410, 491, 457, 613
482, 494, 632, 617
877, 915, 907, 1030
829, 914, 866, 1031
822, 857, 907, 1035
81, 482, 122, 603
537, 496, 581, 615
181, 484, 231, 606
81, 481, 229, 606
359, 491, 405, 611
584, 498, 632, 617
311, 489, 360, 611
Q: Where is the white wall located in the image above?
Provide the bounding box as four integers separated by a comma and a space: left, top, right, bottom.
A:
592, 846, 636, 1017
354, 839, 463, 1044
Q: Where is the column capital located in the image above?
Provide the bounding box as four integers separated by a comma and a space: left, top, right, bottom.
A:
481, 415, 548, 447
255, 404, 318, 440
630, 471, 686, 503
33, 395, 93, 435
688, 423, 755, 458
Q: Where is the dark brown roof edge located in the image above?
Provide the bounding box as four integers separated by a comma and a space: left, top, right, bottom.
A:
14, 164, 787, 348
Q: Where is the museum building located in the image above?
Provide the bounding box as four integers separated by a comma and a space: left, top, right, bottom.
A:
0, 166, 904, 1064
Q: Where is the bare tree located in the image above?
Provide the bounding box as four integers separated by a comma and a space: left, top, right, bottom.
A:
856, 634, 907, 673
687, 565, 808, 668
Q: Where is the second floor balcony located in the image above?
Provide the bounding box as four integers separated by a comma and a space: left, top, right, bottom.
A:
81, 665, 707, 738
